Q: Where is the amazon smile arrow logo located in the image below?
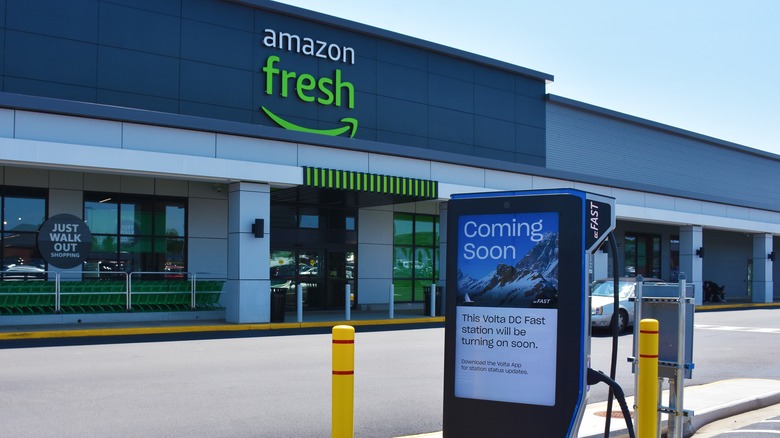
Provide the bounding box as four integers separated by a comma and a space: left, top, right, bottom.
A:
261, 106, 358, 138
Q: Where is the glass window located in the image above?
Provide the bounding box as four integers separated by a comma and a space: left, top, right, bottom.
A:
3, 232, 44, 270
669, 236, 679, 282
84, 193, 186, 274
624, 233, 662, 278
270, 250, 295, 283
121, 202, 153, 235
414, 247, 434, 278
85, 199, 118, 234
1, 190, 47, 277
415, 216, 434, 246
623, 235, 637, 277
394, 247, 413, 278
157, 203, 185, 236
393, 279, 413, 302
393, 214, 413, 245
298, 207, 319, 229
4, 197, 45, 232
392, 213, 439, 302
271, 205, 297, 228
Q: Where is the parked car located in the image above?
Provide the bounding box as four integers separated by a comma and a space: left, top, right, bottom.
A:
590, 277, 665, 333
1, 264, 46, 280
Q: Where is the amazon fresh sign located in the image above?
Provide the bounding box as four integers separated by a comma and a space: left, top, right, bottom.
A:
260, 29, 358, 138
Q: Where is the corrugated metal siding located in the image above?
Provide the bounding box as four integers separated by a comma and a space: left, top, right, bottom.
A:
546, 102, 780, 211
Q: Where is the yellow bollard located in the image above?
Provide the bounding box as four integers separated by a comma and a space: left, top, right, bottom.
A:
332, 325, 355, 438
637, 319, 659, 438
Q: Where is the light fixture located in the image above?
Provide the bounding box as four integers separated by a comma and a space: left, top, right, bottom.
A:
696, 247, 704, 258
251, 218, 264, 238
770, 251, 776, 262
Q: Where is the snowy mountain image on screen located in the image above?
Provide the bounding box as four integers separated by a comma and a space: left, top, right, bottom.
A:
457, 232, 558, 308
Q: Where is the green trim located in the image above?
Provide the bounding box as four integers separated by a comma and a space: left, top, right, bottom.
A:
261, 106, 358, 138
303, 167, 438, 199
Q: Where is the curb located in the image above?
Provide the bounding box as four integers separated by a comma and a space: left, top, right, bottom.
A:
687, 387, 780, 435
0, 316, 446, 341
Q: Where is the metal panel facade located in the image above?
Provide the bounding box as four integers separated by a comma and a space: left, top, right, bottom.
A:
0, 0, 549, 167
546, 98, 780, 212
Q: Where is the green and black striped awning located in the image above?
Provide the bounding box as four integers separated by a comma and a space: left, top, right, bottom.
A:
303, 167, 438, 199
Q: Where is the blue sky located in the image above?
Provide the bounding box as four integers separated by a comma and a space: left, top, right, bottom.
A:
274, 0, 780, 157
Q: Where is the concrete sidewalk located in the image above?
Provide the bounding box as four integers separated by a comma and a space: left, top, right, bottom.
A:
399, 378, 780, 438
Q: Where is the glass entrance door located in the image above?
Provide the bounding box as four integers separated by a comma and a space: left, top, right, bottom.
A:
269, 247, 355, 311
326, 250, 355, 309
624, 233, 661, 278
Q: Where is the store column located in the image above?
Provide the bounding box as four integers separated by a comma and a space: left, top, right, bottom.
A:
752, 233, 773, 303
226, 182, 270, 323
679, 225, 703, 305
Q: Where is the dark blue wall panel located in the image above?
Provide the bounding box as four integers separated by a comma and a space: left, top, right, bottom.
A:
377, 62, 427, 103
475, 65, 515, 92
7, 0, 98, 42
475, 117, 515, 152
1, 0, 548, 167
429, 53, 473, 82
99, 3, 181, 57
180, 61, 253, 108
6, 31, 97, 87
475, 85, 515, 122
429, 107, 474, 145
376, 96, 428, 137
98, 88, 179, 113
104, 0, 181, 16
97, 47, 179, 99
6, 77, 97, 102
183, 0, 253, 31
181, 20, 253, 70
429, 74, 474, 113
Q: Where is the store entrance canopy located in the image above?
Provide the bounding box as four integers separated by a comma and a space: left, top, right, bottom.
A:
272, 167, 439, 208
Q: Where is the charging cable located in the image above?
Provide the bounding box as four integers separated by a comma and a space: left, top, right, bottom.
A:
587, 367, 636, 438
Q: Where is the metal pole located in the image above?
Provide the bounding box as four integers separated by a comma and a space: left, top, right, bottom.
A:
637, 318, 659, 438
430, 284, 436, 317
670, 275, 688, 437
297, 283, 303, 323
126, 272, 132, 312
633, 274, 645, 432
332, 325, 355, 438
190, 273, 197, 310
389, 284, 394, 319
54, 271, 61, 313
657, 378, 664, 436
345, 283, 351, 321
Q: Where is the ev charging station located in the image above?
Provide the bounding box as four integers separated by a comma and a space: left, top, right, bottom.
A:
443, 189, 615, 437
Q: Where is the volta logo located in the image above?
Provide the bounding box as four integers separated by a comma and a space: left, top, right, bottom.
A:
260, 30, 358, 138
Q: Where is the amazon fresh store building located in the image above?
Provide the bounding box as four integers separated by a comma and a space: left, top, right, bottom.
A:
0, 0, 778, 325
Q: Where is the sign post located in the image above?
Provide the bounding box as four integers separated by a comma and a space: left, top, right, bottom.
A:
443, 189, 614, 437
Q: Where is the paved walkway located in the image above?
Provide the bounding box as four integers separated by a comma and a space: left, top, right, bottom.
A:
2, 302, 779, 437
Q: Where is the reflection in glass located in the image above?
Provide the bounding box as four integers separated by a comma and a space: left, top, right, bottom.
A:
4, 197, 45, 231
2, 194, 47, 278
84, 194, 187, 273
85, 200, 118, 234
392, 213, 440, 303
